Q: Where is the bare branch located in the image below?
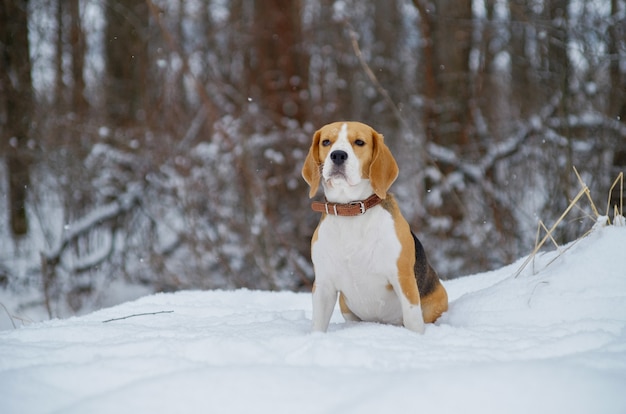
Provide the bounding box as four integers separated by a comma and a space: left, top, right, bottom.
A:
102, 310, 174, 323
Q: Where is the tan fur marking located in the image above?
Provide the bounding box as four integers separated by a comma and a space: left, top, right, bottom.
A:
385, 195, 421, 306
311, 220, 322, 245
310, 224, 321, 296
338, 292, 349, 313
368, 131, 399, 199
420, 281, 449, 323
397, 238, 420, 305
384, 195, 447, 321
301, 130, 322, 197
339, 292, 360, 321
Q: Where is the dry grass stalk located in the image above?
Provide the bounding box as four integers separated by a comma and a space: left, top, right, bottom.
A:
514, 184, 590, 278
605, 172, 624, 221
532, 220, 562, 274
515, 168, 624, 278
573, 166, 601, 218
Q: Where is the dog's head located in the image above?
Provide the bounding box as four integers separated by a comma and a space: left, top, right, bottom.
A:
302, 122, 398, 202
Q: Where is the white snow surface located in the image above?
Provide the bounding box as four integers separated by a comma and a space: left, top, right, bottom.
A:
1, 225, 626, 414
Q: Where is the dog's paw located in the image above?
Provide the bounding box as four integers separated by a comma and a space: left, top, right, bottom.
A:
403, 307, 426, 334
405, 319, 425, 334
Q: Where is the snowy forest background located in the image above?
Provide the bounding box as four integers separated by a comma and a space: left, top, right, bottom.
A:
1, 0, 625, 319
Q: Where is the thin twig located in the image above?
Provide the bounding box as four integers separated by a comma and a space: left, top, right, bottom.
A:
527, 281, 549, 307
345, 21, 409, 133
606, 172, 624, 219
102, 310, 174, 323
0, 303, 17, 329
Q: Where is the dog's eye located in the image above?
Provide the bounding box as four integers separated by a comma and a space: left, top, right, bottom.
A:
355, 139, 365, 146
322, 139, 331, 147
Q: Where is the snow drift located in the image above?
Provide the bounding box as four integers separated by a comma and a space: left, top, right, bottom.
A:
1, 224, 625, 414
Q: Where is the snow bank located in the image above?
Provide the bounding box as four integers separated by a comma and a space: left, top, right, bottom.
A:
1, 226, 625, 414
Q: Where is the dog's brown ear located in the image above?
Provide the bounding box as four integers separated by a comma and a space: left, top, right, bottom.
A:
301, 129, 322, 198
369, 128, 398, 199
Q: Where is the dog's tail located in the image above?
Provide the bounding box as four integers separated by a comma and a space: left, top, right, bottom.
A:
411, 232, 439, 298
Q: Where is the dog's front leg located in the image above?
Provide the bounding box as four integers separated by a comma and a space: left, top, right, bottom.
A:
391, 275, 426, 334
311, 282, 338, 332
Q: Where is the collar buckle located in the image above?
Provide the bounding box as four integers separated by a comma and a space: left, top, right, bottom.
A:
324, 202, 338, 215
349, 200, 366, 215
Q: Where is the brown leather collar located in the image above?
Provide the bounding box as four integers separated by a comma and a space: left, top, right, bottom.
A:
310, 194, 383, 216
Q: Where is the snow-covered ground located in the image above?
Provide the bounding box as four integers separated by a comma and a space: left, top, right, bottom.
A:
1, 224, 625, 414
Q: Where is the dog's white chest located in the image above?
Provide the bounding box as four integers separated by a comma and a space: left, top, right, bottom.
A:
312, 206, 404, 323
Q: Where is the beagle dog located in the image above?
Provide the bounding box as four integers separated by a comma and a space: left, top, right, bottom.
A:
302, 121, 448, 333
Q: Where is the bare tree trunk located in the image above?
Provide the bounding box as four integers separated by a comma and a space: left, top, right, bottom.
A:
415, 0, 473, 147
372, 0, 402, 131
104, 0, 149, 125
546, 0, 576, 207
69, 0, 87, 115
608, 0, 625, 120
509, 1, 541, 118
250, 0, 309, 125
608, 0, 626, 208
54, 0, 64, 107
307, 0, 353, 125
414, 0, 473, 226
0, 0, 33, 236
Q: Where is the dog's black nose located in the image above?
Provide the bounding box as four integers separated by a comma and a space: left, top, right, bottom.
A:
330, 150, 348, 166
